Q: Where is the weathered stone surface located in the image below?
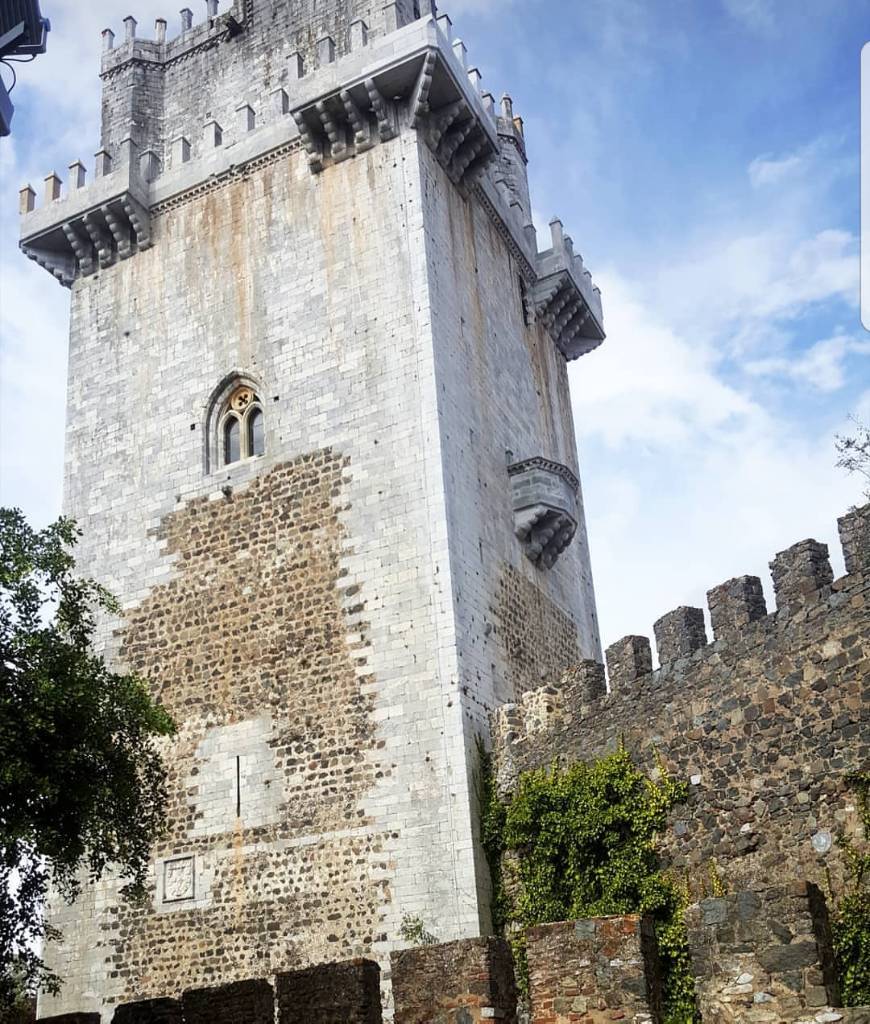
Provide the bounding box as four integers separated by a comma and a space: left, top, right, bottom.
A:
35, 2, 607, 1007
770, 539, 834, 615
181, 979, 274, 1024
605, 635, 653, 690
495, 563, 583, 698
391, 936, 518, 1024
707, 575, 767, 639
839, 504, 870, 575
526, 916, 661, 1024
653, 605, 707, 665
276, 958, 382, 1023
686, 883, 838, 1023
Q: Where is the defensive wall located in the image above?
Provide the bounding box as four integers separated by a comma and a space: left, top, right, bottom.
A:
33, 890, 870, 1024
492, 502, 870, 896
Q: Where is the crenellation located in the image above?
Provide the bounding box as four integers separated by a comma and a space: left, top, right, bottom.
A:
653, 605, 707, 665
68, 160, 87, 189
29, 3, 609, 1017
707, 574, 767, 640
350, 18, 369, 49
139, 149, 161, 182
491, 503, 870, 896
770, 538, 834, 616
561, 659, 608, 704
605, 634, 653, 689
44, 172, 62, 202
235, 102, 256, 132
94, 149, 112, 177
202, 118, 222, 146
270, 87, 289, 116
170, 135, 191, 165
19, 184, 35, 215
527, 916, 662, 1024
452, 37, 468, 68
317, 34, 336, 66
391, 937, 518, 1024
838, 502, 870, 574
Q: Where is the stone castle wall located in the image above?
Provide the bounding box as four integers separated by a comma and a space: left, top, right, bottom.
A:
41, 883, 870, 1023
492, 504, 870, 897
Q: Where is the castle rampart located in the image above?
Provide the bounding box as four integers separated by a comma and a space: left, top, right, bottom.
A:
492, 503, 870, 894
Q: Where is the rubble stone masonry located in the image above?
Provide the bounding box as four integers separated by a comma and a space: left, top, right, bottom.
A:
493, 504, 870, 897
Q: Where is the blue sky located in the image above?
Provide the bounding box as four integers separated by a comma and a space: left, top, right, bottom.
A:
0, 0, 867, 652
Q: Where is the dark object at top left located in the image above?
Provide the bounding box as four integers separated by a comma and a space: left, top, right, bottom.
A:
0, 0, 50, 136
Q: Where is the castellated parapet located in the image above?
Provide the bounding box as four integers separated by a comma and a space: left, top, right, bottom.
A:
24, 1, 606, 1020
492, 503, 870, 895
18, 1, 604, 355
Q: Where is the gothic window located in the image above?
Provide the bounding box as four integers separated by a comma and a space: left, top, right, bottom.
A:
218, 386, 265, 466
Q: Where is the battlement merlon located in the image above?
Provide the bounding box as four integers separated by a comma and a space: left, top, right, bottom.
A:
19, 8, 605, 357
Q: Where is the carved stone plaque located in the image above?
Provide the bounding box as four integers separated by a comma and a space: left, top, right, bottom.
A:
163, 856, 195, 902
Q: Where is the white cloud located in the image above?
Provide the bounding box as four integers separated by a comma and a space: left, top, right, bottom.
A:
570, 152, 864, 647
649, 227, 859, 355
746, 333, 870, 392
748, 152, 806, 188
572, 271, 860, 650
722, 0, 775, 33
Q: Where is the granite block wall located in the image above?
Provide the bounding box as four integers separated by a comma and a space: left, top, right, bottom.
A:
39, 123, 482, 1019
276, 958, 383, 1024
526, 916, 662, 1024
493, 505, 870, 898
391, 936, 518, 1024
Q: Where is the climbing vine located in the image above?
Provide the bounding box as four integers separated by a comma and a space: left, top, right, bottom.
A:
831, 771, 870, 1006
479, 742, 698, 1023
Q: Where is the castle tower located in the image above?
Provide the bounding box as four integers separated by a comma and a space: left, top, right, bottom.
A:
19, 1, 605, 1017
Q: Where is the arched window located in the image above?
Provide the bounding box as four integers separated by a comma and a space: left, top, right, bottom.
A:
248, 407, 265, 457
218, 385, 265, 466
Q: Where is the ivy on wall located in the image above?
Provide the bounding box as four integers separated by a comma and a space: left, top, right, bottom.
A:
480, 743, 698, 1023
832, 771, 870, 1006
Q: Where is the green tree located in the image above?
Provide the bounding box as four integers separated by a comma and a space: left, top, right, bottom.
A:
0, 510, 175, 1008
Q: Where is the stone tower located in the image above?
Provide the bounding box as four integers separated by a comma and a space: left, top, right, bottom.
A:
19, 1, 605, 1017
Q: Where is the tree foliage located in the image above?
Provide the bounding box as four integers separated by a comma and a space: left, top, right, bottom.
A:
0, 509, 175, 1007
835, 416, 870, 501
832, 772, 870, 1006
479, 744, 697, 1022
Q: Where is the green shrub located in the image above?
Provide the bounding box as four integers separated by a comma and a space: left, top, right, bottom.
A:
479, 743, 698, 1023
832, 772, 870, 1006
